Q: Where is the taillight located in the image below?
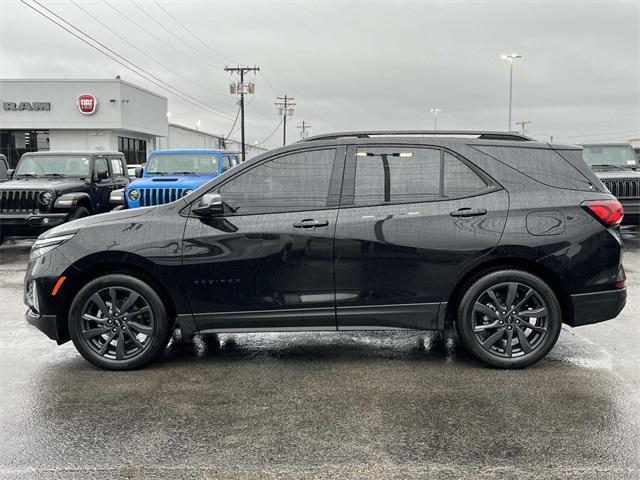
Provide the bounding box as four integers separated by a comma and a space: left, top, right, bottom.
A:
581, 199, 624, 228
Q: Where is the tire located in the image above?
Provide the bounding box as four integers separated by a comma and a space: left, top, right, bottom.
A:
68, 274, 169, 370
69, 206, 90, 221
456, 269, 562, 369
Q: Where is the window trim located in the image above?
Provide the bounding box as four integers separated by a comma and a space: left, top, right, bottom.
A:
185, 145, 347, 217
341, 143, 500, 208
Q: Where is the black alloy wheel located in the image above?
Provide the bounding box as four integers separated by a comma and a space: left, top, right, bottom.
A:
456, 270, 562, 368
69, 274, 169, 370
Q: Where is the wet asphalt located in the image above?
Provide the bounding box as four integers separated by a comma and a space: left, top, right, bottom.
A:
0, 238, 639, 480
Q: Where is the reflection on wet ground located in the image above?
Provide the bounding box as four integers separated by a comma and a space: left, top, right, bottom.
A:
1, 238, 639, 479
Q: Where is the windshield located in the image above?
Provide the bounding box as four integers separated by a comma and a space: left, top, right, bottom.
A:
14, 155, 91, 177
146, 154, 219, 175
582, 146, 638, 167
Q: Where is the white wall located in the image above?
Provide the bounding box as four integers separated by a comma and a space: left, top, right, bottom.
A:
0, 79, 168, 137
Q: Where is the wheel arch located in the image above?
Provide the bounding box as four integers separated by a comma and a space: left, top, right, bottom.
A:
444, 256, 570, 326
54, 253, 179, 344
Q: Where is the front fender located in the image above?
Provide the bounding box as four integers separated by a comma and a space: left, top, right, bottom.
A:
54, 192, 91, 210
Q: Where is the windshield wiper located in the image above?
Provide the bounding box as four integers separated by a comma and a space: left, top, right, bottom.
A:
17, 173, 39, 178
43, 173, 66, 177
590, 164, 625, 170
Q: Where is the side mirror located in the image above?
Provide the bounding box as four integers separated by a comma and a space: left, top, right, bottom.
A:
6, 169, 14, 179
109, 188, 125, 206
193, 193, 223, 216
95, 170, 109, 181
135, 167, 143, 178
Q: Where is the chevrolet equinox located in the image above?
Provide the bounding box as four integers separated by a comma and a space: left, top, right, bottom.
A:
24, 131, 627, 370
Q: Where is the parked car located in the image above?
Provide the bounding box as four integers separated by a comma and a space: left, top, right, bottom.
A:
0, 154, 9, 182
24, 131, 626, 370
121, 149, 239, 208
0, 151, 128, 244
581, 143, 639, 229
126, 164, 143, 181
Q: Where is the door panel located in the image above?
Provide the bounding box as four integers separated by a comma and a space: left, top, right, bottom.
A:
335, 144, 508, 330
182, 210, 338, 331
181, 146, 345, 332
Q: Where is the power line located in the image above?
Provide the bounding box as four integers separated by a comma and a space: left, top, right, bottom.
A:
150, 0, 237, 65
101, 0, 221, 69
68, 0, 228, 98
256, 118, 284, 146
259, 71, 280, 96
22, 0, 235, 122
224, 107, 242, 141
129, 0, 225, 67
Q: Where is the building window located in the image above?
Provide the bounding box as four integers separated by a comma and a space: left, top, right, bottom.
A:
0, 130, 50, 168
118, 136, 147, 165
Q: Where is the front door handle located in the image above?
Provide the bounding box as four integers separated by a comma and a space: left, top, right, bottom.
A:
293, 219, 329, 229
450, 208, 487, 217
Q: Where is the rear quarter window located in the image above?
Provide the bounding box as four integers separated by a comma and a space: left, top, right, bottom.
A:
473, 146, 593, 191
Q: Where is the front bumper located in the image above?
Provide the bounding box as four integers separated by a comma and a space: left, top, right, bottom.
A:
0, 212, 69, 236
25, 308, 59, 341
567, 288, 627, 327
620, 199, 639, 227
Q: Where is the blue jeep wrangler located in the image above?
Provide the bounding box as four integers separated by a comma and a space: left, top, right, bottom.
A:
123, 149, 239, 208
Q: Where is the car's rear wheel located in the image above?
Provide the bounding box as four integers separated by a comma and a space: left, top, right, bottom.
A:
69, 274, 169, 370
456, 269, 562, 368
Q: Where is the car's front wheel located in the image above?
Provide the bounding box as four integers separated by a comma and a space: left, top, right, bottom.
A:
456, 269, 562, 368
68, 274, 169, 370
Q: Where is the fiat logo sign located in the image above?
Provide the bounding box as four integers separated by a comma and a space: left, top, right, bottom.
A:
77, 94, 98, 115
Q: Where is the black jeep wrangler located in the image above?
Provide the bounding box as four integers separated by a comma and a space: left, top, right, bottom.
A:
581, 143, 640, 230
0, 151, 129, 243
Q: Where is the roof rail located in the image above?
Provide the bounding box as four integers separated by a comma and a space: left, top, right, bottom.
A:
299, 130, 534, 143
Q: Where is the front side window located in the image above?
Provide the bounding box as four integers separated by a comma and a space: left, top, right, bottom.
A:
94, 158, 110, 179
353, 147, 488, 206
146, 154, 218, 175
14, 155, 91, 177
218, 149, 336, 215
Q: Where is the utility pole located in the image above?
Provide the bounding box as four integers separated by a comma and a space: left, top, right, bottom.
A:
501, 54, 522, 131
224, 65, 259, 162
429, 108, 442, 130
275, 95, 296, 145
297, 120, 311, 139
515, 120, 531, 134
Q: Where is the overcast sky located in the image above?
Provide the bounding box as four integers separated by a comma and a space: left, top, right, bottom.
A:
1, 0, 639, 148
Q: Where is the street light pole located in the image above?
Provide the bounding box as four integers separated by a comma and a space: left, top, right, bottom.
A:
429, 108, 442, 130
501, 54, 522, 131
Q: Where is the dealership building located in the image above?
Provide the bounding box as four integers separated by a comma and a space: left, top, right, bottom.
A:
0, 78, 264, 167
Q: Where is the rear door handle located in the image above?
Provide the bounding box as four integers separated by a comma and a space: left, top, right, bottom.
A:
450, 208, 487, 217
293, 219, 329, 229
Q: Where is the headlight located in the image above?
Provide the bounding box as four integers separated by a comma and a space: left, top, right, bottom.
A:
183, 189, 194, 196
40, 191, 53, 205
128, 189, 140, 201
29, 233, 76, 260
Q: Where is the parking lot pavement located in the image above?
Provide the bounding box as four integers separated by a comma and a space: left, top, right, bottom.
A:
0, 239, 639, 480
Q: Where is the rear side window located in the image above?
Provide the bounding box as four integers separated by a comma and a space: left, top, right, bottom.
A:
353, 147, 488, 206
473, 146, 593, 190
110, 158, 125, 177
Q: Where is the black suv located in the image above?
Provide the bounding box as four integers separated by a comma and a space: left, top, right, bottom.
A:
581, 143, 639, 229
24, 131, 626, 370
0, 151, 129, 243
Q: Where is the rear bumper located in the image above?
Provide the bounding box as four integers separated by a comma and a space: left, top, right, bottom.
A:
567, 288, 626, 327
26, 309, 59, 341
